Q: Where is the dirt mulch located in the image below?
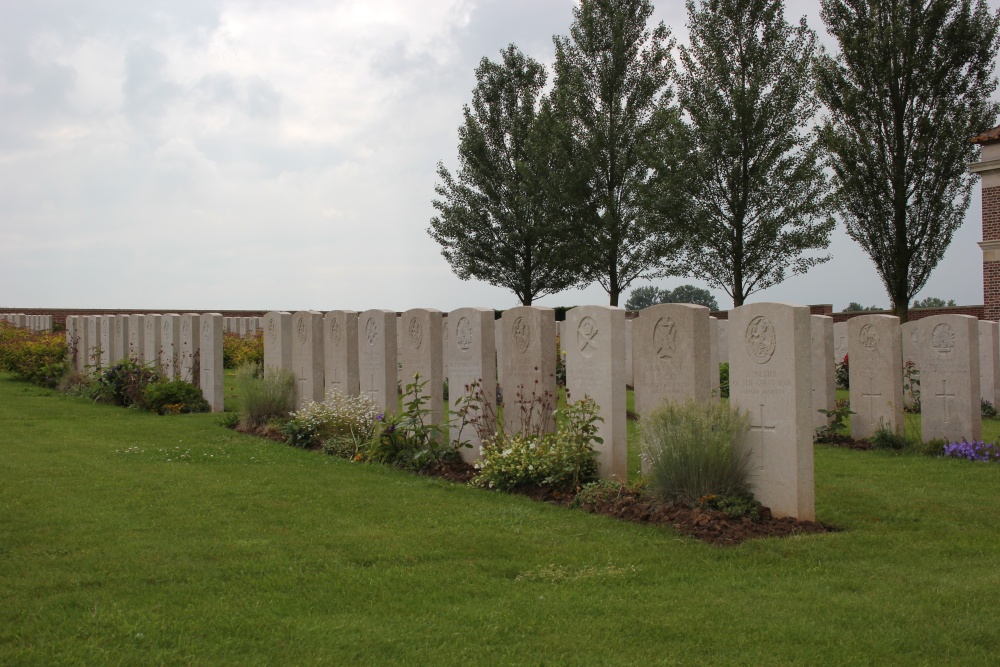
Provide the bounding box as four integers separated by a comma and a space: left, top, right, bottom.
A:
816, 435, 874, 451
418, 458, 477, 484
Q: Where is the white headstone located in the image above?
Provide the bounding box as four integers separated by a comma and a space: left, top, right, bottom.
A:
160, 314, 181, 380
833, 321, 849, 365
848, 315, 904, 440
359, 310, 398, 416
113, 315, 129, 363
978, 320, 1000, 407
717, 318, 730, 363
99, 315, 114, 369
291, 311, 324, 409
65, 316, 81, 373
179, 313, 201, 384
500, 307, 557, 434
730, 302, 815, 520
624, 318, 634, 387
129, 314, 145, 362
144, 315, 162, 372
565, 306, 627, 481
400, 308, 444, 426
811, 315, 836, 431
263, 311, 292, 373
85, 316, 101, 374
633, 303, 712, 416
200, 314, 224, 412
709, 316, 720, 399
447, 308, 497, 462
921, 315, 981, 443
324, 310, 360, 397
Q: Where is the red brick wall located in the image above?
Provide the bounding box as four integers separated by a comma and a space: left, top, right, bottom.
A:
984, 185, 1000, 242
985, 186, 1000, 321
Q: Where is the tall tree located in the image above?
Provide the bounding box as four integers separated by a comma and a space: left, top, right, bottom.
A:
817, 0, 1000, 322
429, 46, 587, 305
552, 0, 692, 307
678, 0, 834, 307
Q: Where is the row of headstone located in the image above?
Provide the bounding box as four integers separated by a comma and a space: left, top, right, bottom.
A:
1, 313, 53, 331
223, 317, 261, 336
65, 313, 224, 412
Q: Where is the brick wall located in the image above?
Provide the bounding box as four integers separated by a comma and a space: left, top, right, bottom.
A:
985, 186, 1000, 321
984, 185, 1000, 242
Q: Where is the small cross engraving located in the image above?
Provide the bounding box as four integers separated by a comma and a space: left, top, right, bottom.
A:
861, 377, 882, 426
935, 379, 956, 424
747, 404, 776, 472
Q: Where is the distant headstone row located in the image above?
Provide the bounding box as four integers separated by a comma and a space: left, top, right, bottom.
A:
223, 317, 261, 336
65, 314, 224, 413
1, 313, 53, 331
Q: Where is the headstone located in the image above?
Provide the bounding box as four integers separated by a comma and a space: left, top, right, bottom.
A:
811, 315, 836, 431
99, 315, 114, 369
129, 314, 145, 362
833, 321, 849, 365
979, 320, 1000, 407
291, 311, 324, 409
500, 307, 557, 434
179, 313, 201, 384
709, 316, 721, 399
323, 310, 360, 397
16, 314, 26, 328
447, 308, 497, 462
495, 321, 504, 386
65, 316, 81, 373
160, 314, 181, 380
249, 317, 260, 334
400, 309, 444, 427
633, 304, 712, 416
239, 317, 249, 337
144, 315, 162, 371
358, 309, 398, 416
85, 316, 101, 374
729, 302, 815, 520
200, 314, 224, 412
442, 315, 450, 384
223, 318, 232, 334
717, 318, 730, 363
921, 315, 981, 442
848, 315, 904, 440
113, 314, 129, 363
565, 306, 627, 481
624, 318, 634, 387
263, 311, 292, 373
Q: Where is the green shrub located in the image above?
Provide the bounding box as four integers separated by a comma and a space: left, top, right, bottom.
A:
0, 323, 68, 388
281, 390, 380, 456
815, 398, 855, 443
235, 362, 294, 429
696, 493, 760, 520
640, 398, 752, 505
366, 374, 453, 470
223, 332, 264, 369
91, 358, 160, 407
143, 380, 210, 415
217, 412, 241, 429
718, 362, 729, 398
867, 422, 910, 450
835, 354, 849, 390
473, 397, 602, 492
916, 437, 948, 457
982, 399, 998, 420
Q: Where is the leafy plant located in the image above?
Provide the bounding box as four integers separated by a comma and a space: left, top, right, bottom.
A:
640, 398, 752, 505
0, 322, 69, 388
234, 362, 294, 430
982, 400, 998, 420
696, 493, 761, 521
222, 332, 264, 369
815, 398, 854, 443
143, 380, 210, 415
719, 362, 729, 398
282, 390, 380, 456
835, 353, 849, 390
903, 361, 920, 413
91, 358, 160, 407
366, 374, 454, 471
473, 396, 602, 492
867, 422, 910, 451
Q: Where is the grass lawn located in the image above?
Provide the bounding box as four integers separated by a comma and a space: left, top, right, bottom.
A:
3, 373, 1000, 665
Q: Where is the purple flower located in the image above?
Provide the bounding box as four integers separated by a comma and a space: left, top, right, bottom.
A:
943, 439, 1000, 462
376, 413, 384, 421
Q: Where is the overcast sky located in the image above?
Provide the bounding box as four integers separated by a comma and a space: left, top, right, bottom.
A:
1, 0, 997, 313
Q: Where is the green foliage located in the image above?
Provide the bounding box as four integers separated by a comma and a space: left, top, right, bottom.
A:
817, 0, 1000, 321
640, 398, 752, 504
624, 284, 719, 311
718, 362, 729, 398
677, 0, 833, 307
815, 398, 855, 442
222, 332, 263, 369
912, 297, 957, 309
474, 396, 602, 491
835, 353, 849, 389
143, 380, 210, 415
281, 390, 380, 456
982, 400, 998, 420
217, 411, 241, 429
917, 437, 949, 457
0, 322, 69, 388
552, 0, 692, 306
429, 45, 587, 305
844, 302, 882, 312
903, 360, 920, 413
367, 374, 454, 471
867, 422, 911, 451
234, 362, 294, 429
571, 479, 631, 508
696, 493, 761, 521
91, 358, 160, 408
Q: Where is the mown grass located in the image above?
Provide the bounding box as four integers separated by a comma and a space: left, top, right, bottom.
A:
2, 373, 1000, 665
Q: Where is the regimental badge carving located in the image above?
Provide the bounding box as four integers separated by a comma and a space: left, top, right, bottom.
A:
859, 323, 879, 351
744, 316, 776, 364
577, 316, 598, 358
931, 323, 955, 356
329, 318, 341, 347
146, 320, 153, 333
512, 317, 530, 354
182, 319, 189, 334
297, 317, 307, 344
202, 320, 211, 339
366, 317, 378, 346
408, 317, 423, 350
456, 317, 473, 351
116, 320, 122, 334
268, 317, 277, 343
163, 319, 170, 336
653, 317, 676, 360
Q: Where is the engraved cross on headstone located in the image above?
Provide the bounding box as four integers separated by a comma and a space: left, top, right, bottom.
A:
365, 374, 379, 404
935, 379, 956, 424
862, 377, 882, 426
747, 403, 776, 473
297, 366, 308, 404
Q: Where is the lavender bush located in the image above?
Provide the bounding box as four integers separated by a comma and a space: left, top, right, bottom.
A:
942, 440, 1000, 462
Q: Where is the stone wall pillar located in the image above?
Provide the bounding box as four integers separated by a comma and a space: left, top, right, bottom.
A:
970, 129, 1000, 321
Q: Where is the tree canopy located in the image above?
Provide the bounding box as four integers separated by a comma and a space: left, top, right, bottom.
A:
624, 284, 720, 310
